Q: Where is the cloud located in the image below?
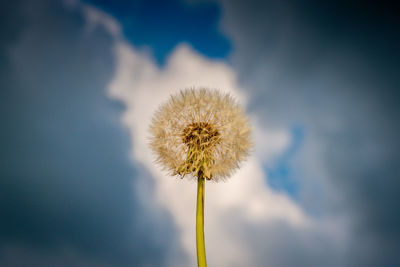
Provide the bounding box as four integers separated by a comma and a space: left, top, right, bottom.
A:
0, 244, 110, 267
0, 1, 179, 266
82, 4, 121, 37
216, 0, 400, 265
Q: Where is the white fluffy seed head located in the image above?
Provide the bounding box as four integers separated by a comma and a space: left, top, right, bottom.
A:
149, 88, 252, 182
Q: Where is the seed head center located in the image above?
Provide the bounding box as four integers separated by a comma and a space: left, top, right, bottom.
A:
182, 122, 220, 149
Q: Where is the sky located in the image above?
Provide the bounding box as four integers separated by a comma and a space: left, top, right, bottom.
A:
1, 0, 399, 266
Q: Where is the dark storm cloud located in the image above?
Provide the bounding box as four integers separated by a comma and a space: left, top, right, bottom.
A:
0, 0, 182, 266
219, 0, 400, 266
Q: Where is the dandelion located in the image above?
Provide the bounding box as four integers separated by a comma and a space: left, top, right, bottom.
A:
149, 88, 252, 266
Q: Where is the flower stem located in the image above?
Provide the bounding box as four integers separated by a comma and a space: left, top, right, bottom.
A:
196, 175, 207, 267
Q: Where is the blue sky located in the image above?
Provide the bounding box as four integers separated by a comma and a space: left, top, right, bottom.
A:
1, 0, 399, 266
266, 125, 304, 199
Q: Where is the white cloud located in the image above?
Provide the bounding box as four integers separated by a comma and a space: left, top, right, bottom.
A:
252, 117, 292, 164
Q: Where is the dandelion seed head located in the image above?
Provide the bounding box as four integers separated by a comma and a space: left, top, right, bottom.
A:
149, 88, 252, 181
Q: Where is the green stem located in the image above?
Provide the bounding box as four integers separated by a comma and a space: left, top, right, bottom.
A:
196, 175, 207, 267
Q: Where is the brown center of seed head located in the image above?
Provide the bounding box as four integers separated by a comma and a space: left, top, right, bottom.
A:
179, 122, 221, 179
182, 122, 220, 148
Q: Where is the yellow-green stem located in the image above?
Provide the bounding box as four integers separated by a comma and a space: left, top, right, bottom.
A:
196, 176, 207, 267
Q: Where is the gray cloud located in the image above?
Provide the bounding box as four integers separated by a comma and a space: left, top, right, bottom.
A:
0, 0, 182, 266
218, 0, 400, 266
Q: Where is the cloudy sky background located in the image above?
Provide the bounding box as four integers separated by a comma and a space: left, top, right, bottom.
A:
1, 0, 399, 266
